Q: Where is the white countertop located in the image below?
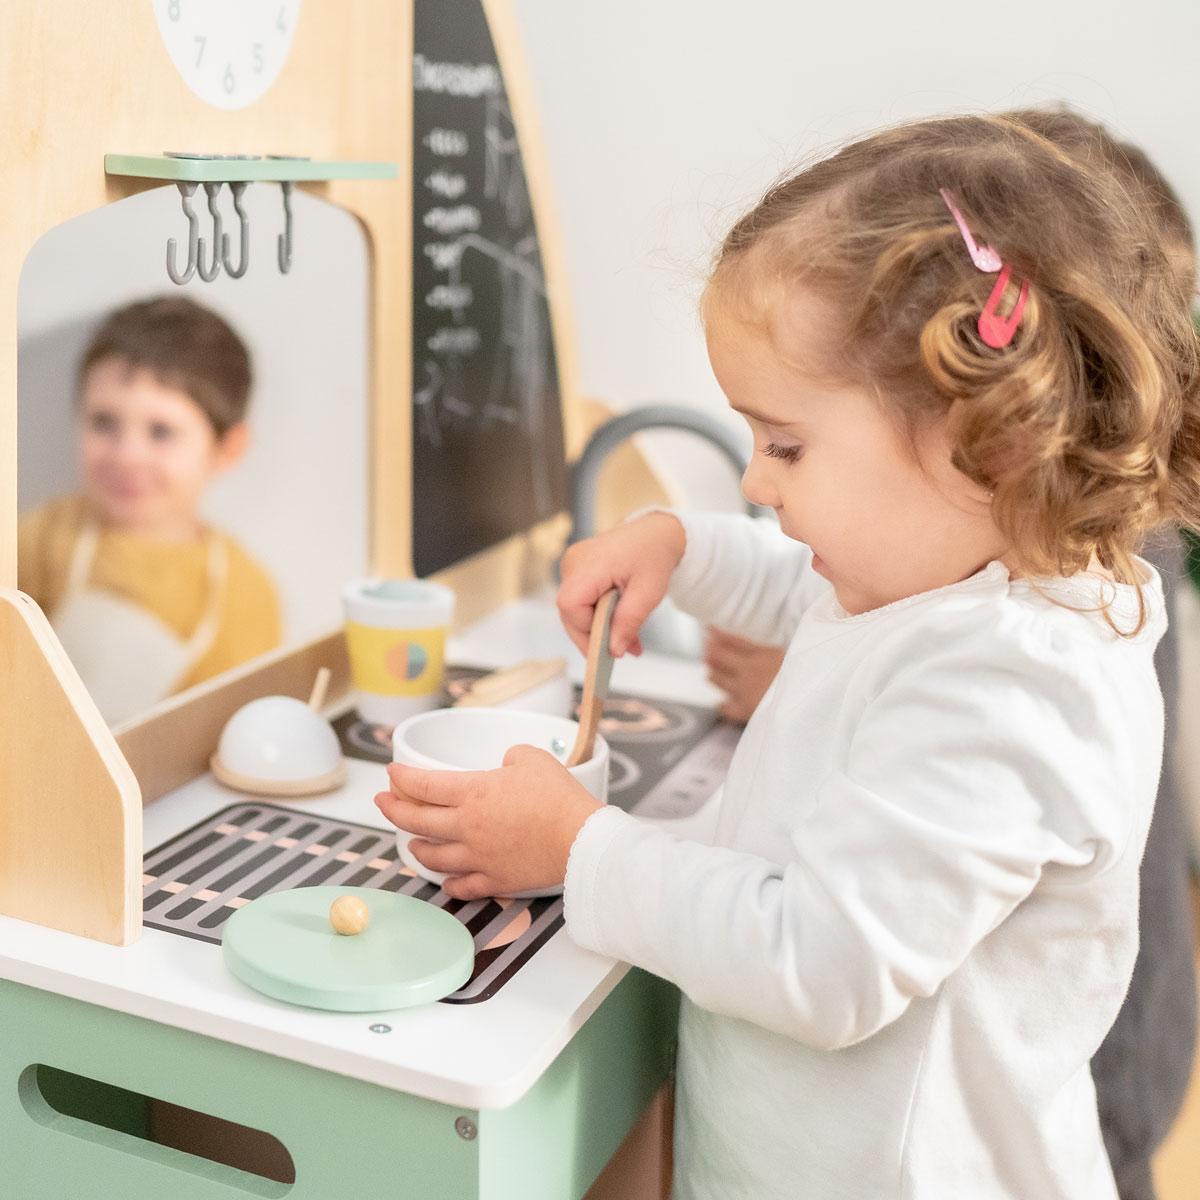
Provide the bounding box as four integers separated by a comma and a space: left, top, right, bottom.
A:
0, 592, 725, 1110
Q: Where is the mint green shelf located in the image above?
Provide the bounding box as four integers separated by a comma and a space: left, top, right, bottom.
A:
105, 154, 398, 183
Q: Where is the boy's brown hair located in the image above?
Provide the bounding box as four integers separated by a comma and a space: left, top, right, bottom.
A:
79, 296, 253, 437
704, 107, 1200, 633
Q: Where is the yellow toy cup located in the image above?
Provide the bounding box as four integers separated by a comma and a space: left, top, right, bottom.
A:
341, 579, 456, 726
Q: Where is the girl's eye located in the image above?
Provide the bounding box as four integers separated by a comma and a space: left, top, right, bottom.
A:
763, 442, 803, 464
88, 412, 117, 434
149, 423, 176, 443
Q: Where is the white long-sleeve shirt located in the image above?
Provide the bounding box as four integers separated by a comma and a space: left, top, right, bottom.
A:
563, 512, 1166, 1200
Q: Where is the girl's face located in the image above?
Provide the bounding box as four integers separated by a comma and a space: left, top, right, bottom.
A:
79, 357, 245, 538
705, 288, 1005, 615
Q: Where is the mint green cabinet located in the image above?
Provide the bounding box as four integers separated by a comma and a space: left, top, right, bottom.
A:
0, 970, 677, 1199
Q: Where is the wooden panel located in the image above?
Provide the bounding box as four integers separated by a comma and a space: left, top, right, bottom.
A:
116, 631, 351, 806
0, 590, 140, 945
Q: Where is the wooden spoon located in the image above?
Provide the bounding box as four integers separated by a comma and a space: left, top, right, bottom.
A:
453, 658, 567, 708
566, 589, 619, 767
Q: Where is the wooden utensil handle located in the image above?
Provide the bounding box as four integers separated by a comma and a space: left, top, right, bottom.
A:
567, 695, 604, 767
565, 589, 619, 767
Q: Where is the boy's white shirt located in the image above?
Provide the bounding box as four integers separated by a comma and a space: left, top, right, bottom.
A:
563, 511, 1165, 1200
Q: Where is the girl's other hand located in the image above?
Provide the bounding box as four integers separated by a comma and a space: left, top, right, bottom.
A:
374, 747, 604, 901
557, 512, 686, 659
705, 627, 786, 725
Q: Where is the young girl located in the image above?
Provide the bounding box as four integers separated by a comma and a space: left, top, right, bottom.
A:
377, 110, 1200, 1198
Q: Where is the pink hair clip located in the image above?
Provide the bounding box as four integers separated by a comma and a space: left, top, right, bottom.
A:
938, 188, 1029, 349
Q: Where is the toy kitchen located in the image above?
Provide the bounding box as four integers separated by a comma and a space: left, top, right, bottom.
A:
0, 3, 742, 1198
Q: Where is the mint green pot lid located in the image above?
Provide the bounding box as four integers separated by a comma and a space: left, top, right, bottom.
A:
222, 887, 474, 1012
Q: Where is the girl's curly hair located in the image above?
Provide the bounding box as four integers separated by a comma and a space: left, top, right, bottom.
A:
705, 108, 1199, 634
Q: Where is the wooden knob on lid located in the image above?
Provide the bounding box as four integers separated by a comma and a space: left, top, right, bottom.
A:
330, 894, 370, 936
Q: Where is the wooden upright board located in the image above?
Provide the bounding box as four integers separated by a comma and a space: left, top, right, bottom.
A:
0, 591, 141, 945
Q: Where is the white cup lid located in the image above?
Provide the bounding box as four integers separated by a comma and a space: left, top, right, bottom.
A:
343, 578, 455, 624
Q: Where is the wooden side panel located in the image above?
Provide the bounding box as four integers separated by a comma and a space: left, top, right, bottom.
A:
115, 631, 351, 806
0, 590, 141, 945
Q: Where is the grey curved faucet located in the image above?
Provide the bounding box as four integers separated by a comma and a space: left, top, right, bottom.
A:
566, 403, 770, 657
568, 402, 767, 547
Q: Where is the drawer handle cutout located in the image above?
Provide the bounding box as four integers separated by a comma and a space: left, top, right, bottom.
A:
19, 1064, 295, 1195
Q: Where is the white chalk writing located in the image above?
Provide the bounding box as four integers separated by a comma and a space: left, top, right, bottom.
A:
424, 128, 469, 156
426, 284, 474, 310
423, 206, 481, 235
413, 54, 501, 98
425, 170, 467, 199
427, 327, 481, 355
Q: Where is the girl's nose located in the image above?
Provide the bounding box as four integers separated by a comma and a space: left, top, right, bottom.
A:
741, 455, 779, 510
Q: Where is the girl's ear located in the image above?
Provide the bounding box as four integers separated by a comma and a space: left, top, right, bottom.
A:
916, 412, 992, 512
213, 421, 251, 472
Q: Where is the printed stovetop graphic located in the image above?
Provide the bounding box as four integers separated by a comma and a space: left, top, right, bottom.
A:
142, 801, 559, 1004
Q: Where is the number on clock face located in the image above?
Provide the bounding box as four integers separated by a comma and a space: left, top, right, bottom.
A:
152, 0, 303, 111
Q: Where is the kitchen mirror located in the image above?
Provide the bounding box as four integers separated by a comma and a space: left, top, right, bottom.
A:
18, 182, 370, 727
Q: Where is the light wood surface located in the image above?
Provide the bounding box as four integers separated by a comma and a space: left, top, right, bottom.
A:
0, 590, 141, 945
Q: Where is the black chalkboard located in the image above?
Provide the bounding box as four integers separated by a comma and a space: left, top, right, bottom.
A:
411, 0, 567, 578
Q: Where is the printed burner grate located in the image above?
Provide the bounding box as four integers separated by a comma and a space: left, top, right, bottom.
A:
143, 802, 560, 1004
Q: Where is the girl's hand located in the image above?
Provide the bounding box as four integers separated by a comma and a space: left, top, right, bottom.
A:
374, 747, 604, 900
705, 627, 786, 725
557, 512, 686, 658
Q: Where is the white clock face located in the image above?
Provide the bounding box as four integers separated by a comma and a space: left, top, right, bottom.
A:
153, 0, 303, 111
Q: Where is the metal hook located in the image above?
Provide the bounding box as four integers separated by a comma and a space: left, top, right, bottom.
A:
196, 182, 224, 282
278, 181, 294, 274
221, 181, 250, 279
166, 182, 200, 285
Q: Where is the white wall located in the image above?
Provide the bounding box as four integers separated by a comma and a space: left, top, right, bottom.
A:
509, 0, 1200, 508
18, 183, 370, 645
